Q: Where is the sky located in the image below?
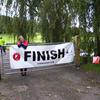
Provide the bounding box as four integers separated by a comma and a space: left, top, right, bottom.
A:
0, 3, 6, 16
0, 0, 18, 17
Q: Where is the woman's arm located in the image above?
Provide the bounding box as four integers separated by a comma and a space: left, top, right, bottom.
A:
21, 40, 28, 49
17, 41, 21, 48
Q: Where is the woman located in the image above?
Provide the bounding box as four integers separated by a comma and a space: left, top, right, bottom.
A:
17, 35, 28, 76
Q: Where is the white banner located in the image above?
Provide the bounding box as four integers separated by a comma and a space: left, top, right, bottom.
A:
10, 42, 75, 69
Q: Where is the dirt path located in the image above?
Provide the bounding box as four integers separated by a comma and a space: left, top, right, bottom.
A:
0, 50, 100, 100
0, 65, 100, 100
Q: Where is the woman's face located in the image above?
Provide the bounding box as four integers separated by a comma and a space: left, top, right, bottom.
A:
20, 37, 24, 42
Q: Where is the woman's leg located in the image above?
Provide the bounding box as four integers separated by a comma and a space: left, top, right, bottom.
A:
24, 68, 27, 76
20, 69, 24, 76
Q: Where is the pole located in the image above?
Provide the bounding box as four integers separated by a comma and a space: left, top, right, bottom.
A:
0, 49, 2, 80
0, 48, 4, 80
74, 35, 80, 68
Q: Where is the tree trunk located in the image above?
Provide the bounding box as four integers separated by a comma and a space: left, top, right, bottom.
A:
96, 34, 100, 56
74, 35, 80, 67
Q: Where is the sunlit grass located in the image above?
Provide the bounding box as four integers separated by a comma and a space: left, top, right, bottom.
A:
0, 33, 43, 44
33, 33, 42, 43
0, 34, 16, 43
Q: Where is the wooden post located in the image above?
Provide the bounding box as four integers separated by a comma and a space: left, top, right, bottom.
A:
74, 35, 80, 67
0, 65, 1, 80
0, 50, 2, 80
0, 69, 1, 80
0, 49, 4, 80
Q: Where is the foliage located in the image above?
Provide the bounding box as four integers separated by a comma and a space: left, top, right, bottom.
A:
0, 0, 100, 54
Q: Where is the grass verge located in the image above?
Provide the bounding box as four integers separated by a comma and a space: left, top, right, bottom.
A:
82, 63, 100, 73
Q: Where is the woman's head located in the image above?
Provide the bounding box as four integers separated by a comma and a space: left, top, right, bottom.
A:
19, 35, 24, 42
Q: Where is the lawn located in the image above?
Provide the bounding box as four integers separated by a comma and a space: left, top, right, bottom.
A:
0, 34, 16, 44
33, 32, 43, 43
0, 33, 42, 44
82, 63, 100, 73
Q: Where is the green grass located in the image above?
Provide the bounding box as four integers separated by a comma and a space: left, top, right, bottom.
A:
0, 33, 43, 44
0, 34, 16, 44
33, 33, 42, 43
82, 63, 100, 73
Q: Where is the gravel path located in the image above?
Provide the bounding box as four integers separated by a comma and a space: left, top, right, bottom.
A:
0, 51, 100, 100
0, 65, 100, 100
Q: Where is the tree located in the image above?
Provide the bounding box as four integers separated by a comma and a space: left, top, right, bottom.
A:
0, 0, 41, 39
92, 0, 100, 56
